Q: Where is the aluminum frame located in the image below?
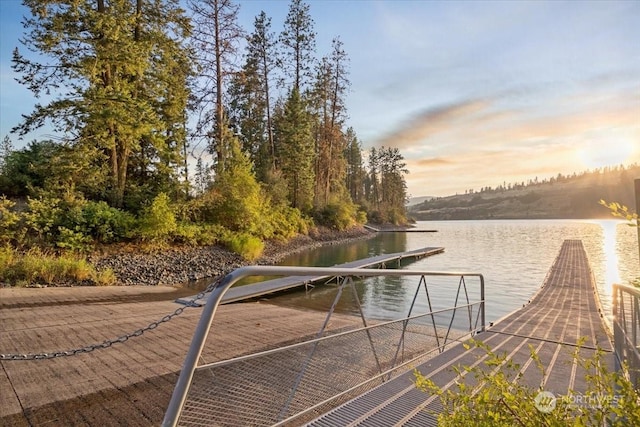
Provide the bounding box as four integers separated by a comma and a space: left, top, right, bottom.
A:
162, 265, 485, 427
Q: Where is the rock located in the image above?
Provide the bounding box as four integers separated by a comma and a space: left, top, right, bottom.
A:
91, 226, 373, 287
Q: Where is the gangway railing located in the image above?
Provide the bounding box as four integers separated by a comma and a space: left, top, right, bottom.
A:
163, 266, 485, 427
613, 283, 640, 389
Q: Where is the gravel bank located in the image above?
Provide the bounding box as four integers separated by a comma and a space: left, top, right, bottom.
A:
92, 226, 373, 286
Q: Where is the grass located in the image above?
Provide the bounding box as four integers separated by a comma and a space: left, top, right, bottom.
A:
0, 246, 108, 286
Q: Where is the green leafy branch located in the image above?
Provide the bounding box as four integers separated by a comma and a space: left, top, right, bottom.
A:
599, 200, 639, 227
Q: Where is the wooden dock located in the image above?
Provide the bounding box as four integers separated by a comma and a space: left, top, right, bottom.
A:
176, 246, 444, 305
309, 240, 614, 426
363, 224, 437, 232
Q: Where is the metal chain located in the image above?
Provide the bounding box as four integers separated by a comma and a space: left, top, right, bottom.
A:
0, 275, 224, 361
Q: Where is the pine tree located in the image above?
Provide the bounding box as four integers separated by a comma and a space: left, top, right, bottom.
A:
12, 0, 193, 207
274, 87, 315, 212
228, 11, 277, 181
310, 37, 350, 207
279, 0, 316, 93
189, 0, 243, 174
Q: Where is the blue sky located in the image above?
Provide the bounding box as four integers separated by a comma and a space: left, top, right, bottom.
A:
1, 0, 639, 197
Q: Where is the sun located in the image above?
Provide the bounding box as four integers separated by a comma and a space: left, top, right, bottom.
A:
578, 134, 635, 170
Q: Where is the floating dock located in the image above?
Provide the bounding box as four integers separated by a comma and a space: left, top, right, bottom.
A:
176, 246, 444, 305
363, 224, 438, 232
309, 240, 614, 425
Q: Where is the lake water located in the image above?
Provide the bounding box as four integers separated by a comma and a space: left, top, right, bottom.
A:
267, 220, 639, 329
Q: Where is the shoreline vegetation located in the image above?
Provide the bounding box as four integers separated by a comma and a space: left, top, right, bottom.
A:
1, 0, 412, 293
0, 225, 374, 289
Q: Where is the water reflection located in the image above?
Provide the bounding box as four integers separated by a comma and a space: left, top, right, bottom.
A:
599, 220, 620, 301
265, 220, 639, 329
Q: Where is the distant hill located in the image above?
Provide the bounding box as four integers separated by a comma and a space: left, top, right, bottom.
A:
406, 196, 434, 206
408, 164, 639, 220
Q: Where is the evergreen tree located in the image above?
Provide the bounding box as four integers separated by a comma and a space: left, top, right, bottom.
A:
13, 0, 193, 207
344, 128, 365, 203
228, 11, 277, 181
279, 0, 316, 92
310, 37, 350, 207
189, 0, 243, 174
274, 87, 315, 212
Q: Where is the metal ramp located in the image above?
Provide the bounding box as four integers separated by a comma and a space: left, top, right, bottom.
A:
308, 240, 617, 426
162, 266, 486, 426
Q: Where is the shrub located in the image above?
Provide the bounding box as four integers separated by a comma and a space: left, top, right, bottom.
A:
23, 195, 63, 242
414, 339, 640, 426
81, 201, 135, 243
137, 193, 177, 242
56, 226, 93, 253
315, 202, 357, 231
92, 268, 118, 286
0, 196, 21, 245
223, 232, 264, 261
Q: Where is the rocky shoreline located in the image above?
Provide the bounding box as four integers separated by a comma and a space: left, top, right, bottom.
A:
92, 226, 374, 287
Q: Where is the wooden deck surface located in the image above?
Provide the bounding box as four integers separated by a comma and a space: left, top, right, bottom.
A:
0, 240, 613, 426
176, 246, 444, 305
309, 240, 614, 426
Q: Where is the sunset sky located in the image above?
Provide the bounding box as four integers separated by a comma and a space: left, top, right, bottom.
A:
1, 0, 639, 197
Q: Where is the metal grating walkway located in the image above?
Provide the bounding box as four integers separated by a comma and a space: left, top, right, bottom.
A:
308, 240, 614, 426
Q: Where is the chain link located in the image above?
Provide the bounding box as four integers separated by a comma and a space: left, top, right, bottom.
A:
0, 275, 224, 361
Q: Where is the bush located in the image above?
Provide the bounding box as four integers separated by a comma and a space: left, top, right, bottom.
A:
56, 226, 93, 252
315, 202, 357, 231
0, 196, 21, 244
222, 232, 264, 261
414, 339, 640, 426
137, 193, 177, 242
92, 268, 118, 286
81, 201, 135, 243
172, 222, 224, 246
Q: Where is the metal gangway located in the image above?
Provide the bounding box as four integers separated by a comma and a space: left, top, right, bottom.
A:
613, 282, 640, 389
162, 266, 485, 427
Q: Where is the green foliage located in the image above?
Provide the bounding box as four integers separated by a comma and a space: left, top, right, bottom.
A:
222, 232, 264, 261
275, 87, 315, 212
23, 195, 63, 242
315, 202, 358, 231
56, 227, 93, 253
0, 197, 21, 245
203, 136, 265, 235
137, 193, 177, 242
600, 200, 639, 226
172, 222, 224, 246
92, 268, 118, 286
415, 339, 640, 426
80, 201, 135, 243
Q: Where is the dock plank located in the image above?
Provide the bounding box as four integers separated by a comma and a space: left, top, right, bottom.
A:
309, 240, 614, 426
177, 247, 444, 305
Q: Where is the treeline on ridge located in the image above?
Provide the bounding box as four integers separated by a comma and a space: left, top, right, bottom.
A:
0, 0, 409, 259
409, 163, 640, 220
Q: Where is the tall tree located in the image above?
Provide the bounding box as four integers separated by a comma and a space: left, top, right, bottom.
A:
274, 87, 315, 211
279, 0, 316, 92
310, 37, 350, 206
12, 0, 192, 207
228, 10, 277, 180
344, 128, 365, 203
189, 0, 243, 174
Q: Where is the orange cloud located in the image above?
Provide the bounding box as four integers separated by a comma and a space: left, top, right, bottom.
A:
375, 99, 489, 148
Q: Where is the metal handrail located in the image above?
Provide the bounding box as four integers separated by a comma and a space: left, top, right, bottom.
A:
612, 282, 640, 389
162, 266, 485, 427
